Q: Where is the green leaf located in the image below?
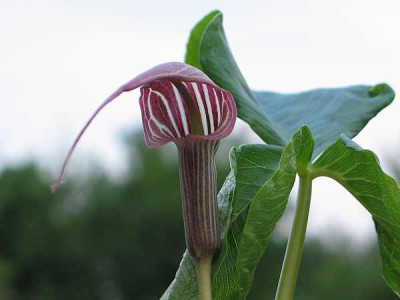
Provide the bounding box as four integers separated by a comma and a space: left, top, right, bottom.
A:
255, 84, 394, 158
186, 11, 395, 156
162, 126, 314, 299
185, 10, 286, 146
214, 144, 283, 299
311, 135, 400, 297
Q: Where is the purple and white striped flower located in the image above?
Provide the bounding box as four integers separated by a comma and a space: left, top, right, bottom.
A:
139, 78, 236, 258
53, 62, 236, 261
140, 80, 235, 148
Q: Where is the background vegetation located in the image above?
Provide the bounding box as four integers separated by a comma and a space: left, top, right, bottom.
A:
0, 131, 397, 300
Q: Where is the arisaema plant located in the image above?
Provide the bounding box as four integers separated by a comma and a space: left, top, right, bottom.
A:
55, 10, 399, 300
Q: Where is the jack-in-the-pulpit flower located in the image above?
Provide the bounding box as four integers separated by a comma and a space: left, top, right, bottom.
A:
140, 77, 236, 259
53, 62, 236, 299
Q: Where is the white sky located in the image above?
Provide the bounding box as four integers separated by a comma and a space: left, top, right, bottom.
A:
1, 0, 400, 246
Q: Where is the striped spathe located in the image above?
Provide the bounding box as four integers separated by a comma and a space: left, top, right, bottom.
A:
139, 80, 236, 148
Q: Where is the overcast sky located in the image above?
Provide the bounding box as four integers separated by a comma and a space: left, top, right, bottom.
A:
1, 0, 400, 247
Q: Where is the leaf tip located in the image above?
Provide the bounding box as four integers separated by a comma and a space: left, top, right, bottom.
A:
185, 10, 223, 69
339, 134, 362, 151
229, 146, 239, 173
298, 125, 312, 137
368, 83, 395, 100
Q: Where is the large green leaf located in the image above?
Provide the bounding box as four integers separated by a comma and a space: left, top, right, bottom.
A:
255, 85, 394, 158
186, 10, 286, 146
213, 144, 283, 300
311, 135, 400, 297
185, 11, 395, 156
162, 127, 314, 299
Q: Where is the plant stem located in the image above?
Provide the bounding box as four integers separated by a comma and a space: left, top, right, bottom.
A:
275, 174, 313, 300
195, 257, 212, 300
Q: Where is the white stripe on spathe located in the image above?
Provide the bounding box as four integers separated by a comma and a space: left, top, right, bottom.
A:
218, 93, 230, 131
151, 89, 181, 138
213, 88, 221, 126
202, 83, 214, 133
141, 93, 163, 143
171, 82, 189, 136
146, 90, 174, 140
191, 82, 209, 136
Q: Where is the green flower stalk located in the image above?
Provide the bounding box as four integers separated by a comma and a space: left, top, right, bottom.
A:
53, 62, 237, 299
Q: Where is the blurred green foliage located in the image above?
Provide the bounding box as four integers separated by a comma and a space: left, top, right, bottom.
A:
0, 132, 397, 300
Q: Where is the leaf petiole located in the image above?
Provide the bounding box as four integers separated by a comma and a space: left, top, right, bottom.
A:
275, 172, 313, 300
